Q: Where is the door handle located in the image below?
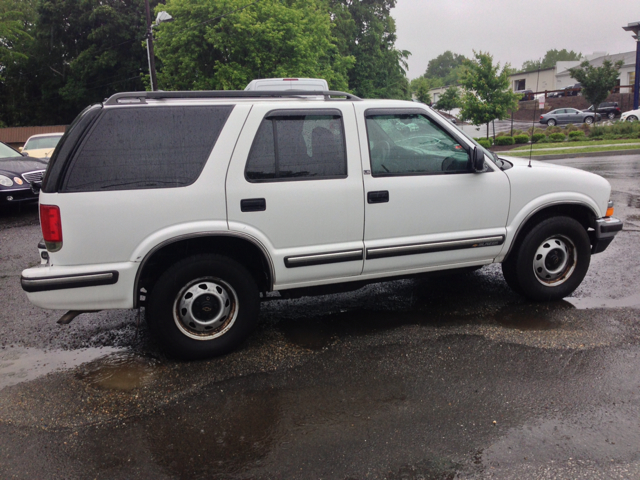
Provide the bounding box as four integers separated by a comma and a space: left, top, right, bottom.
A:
367, 190, 389, 204
241, 198, 266, 212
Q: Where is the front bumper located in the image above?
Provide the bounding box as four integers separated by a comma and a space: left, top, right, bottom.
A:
0, 187, 39, 203
590, 217, 623, 254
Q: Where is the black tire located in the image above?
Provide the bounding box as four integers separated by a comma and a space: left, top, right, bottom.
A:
607, 112, 615, 120
502, 216, 591, 301
584, 116, 594, 124
547, 119, 556, 126
147, 254, 260, 360
627, 115, 638, 122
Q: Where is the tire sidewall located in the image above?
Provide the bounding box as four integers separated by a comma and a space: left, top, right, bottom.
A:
515, 217, 591, 301
147, 255, 260, 359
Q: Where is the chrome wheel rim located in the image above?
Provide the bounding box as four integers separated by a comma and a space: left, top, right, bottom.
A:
585, 117, 593, 124
173, 277, 238, 340
532, 235, 577, 286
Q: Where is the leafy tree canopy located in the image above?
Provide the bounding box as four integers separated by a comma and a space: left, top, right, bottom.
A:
521, 49, 582, 72
459, 51, 519, 136
409, 77, 432, 104
568, 59, 623, 117
434, 85, 460, 112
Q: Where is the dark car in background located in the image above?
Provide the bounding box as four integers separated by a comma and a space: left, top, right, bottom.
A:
0, 141, 48, 205
584, 102, 621, 120
540, 108, 600, 126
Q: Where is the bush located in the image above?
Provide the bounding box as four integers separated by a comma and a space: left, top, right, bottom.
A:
546, 126, 563, 134
496, 131, 508, 137
568, 131, 586, 141
590, 125, 605, 137
549, 133, 566, 142
513, 134, 529, 144
565, 124, 578, 132
494, 136, 515, 146
476, 138, 492, 148
532, 133, 546, 143
474, 137, 493, 145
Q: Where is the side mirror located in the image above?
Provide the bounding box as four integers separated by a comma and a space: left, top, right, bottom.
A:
18, 147, 23, 152
472, 146, 485, 172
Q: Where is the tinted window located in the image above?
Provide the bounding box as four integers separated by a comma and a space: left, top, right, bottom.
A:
365, 113, 469, 176
62, 106, 233, 192
246, 113, 346, 181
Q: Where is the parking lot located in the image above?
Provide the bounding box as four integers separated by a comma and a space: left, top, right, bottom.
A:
1, 154, 639, 479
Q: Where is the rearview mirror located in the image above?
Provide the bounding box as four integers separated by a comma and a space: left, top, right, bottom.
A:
472, 146, 485, 172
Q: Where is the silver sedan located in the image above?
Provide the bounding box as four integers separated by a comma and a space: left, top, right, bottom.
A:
539, 108, 600, 126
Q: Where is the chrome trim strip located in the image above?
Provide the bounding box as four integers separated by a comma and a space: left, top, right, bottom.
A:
21, 271, 118, 293
366, 235, 505, 260
284, 249, 364, 268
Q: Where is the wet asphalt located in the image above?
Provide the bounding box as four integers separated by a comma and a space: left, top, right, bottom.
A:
0, 155, 639, 479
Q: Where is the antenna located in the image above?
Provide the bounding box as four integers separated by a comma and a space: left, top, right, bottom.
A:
528, 64, 542, 168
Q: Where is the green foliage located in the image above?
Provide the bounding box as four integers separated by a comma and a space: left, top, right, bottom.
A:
545, 126, 562, 134
568, 59, 624, 119
494, 136, 514, 146
458, 51, 520, 136
434, 85, 460, 111
521, 49, 582, 72
330, 0, 410, 99
423, 50, 466, 85
410, 77, 432, 104
513, 134, 529, 144
532, 133, 546, 143
549, 133, 566, 142
476, 138, 492, 148
589, 121, 640, 138
568, 130, 586, 140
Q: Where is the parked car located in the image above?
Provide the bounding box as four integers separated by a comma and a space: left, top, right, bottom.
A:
515, 89, 534, 101
563, 83, 582, 96
621, 108, 640, 122
547, 91, 562, 98
540, 108, 600, 126
21, 89, 622, 359
244, 77, 328, 91
0, 141, 48, 204
584, 102, 621, 120
20, 133, 64, 159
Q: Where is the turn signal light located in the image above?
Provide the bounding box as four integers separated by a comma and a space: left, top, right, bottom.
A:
40, 204, 63, 251
605, 200, 614, 217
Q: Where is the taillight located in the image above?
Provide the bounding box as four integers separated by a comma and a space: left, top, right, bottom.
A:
40, 204, 63, 252
540, 116, 543, 120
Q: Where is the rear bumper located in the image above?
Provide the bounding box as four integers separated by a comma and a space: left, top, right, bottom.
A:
21, 262, 137, 309
591, 217, 623, 254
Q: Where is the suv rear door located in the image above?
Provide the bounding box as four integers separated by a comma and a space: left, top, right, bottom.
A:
355, 106, 510, 276
226, 104, 364, 288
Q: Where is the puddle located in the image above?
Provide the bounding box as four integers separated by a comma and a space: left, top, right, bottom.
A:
0, 346, 122, 390
627, 193, 640, 209
566, 292, 640, 310
76, 352, 159, 391
492, 301, 573, 331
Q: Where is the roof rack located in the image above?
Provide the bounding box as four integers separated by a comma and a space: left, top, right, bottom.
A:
104, 90, 362, 105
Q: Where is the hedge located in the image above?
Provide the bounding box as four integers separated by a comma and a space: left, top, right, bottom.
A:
532, 133, 546, 143
549, 132, 566, 142
513, 134, 529, 144
494, 136, 515, 146
476, 138, 492, 148
568, 131, 586, 141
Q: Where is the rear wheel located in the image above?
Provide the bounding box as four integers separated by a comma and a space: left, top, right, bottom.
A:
147, 254, 259, 359
607, 112, 615, 120
501, 216, 591, 301
547, 119, 556, 127
627, 115, 638, 122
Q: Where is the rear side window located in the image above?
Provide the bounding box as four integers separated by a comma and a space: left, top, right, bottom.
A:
245, 110, 347, 182
62, 106, 233, 192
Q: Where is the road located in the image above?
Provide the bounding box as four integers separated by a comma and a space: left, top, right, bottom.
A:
0, 155, 639, 479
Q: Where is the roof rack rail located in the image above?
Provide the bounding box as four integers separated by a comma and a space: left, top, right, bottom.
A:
104, 90, 362, 105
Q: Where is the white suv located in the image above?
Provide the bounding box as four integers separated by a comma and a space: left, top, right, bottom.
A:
21, 90, 623, 359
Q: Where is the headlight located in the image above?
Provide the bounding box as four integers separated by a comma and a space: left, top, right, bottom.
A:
0, 175, 14, 187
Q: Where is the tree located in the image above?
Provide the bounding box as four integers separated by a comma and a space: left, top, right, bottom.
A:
568, 59, 624, 121
329, 0, 410, 99
521, 49, 582, 72
424, 50, 466, 85
409, 77, 432, 104
155, 0, 353, 92
459, 51, 519, 138
434, 85, 460, 112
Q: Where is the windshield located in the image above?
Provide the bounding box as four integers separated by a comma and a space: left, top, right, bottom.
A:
24, 135, 62, 150
0, 142, 21, 158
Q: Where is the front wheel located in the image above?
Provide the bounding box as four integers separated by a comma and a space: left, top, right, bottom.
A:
501, 216, 591, 301
147, 254, 260, 359
584, 116, 594, 124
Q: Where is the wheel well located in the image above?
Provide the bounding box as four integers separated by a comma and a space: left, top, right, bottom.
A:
135, 235, 273, 307
505, 204, 595, 262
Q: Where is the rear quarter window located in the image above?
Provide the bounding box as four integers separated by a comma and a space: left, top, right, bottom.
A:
61, 105, 233, 192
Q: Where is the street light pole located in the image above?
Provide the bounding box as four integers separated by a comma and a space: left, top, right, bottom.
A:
144, 0, 158, 91
622, 21, 640, 110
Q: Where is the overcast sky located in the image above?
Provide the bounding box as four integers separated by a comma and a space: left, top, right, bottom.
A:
392, 0, 639, 79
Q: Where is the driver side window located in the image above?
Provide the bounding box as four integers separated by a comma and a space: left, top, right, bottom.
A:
365, 113, 470, 177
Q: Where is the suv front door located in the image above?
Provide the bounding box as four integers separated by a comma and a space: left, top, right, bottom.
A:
355, 107, 510, 276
